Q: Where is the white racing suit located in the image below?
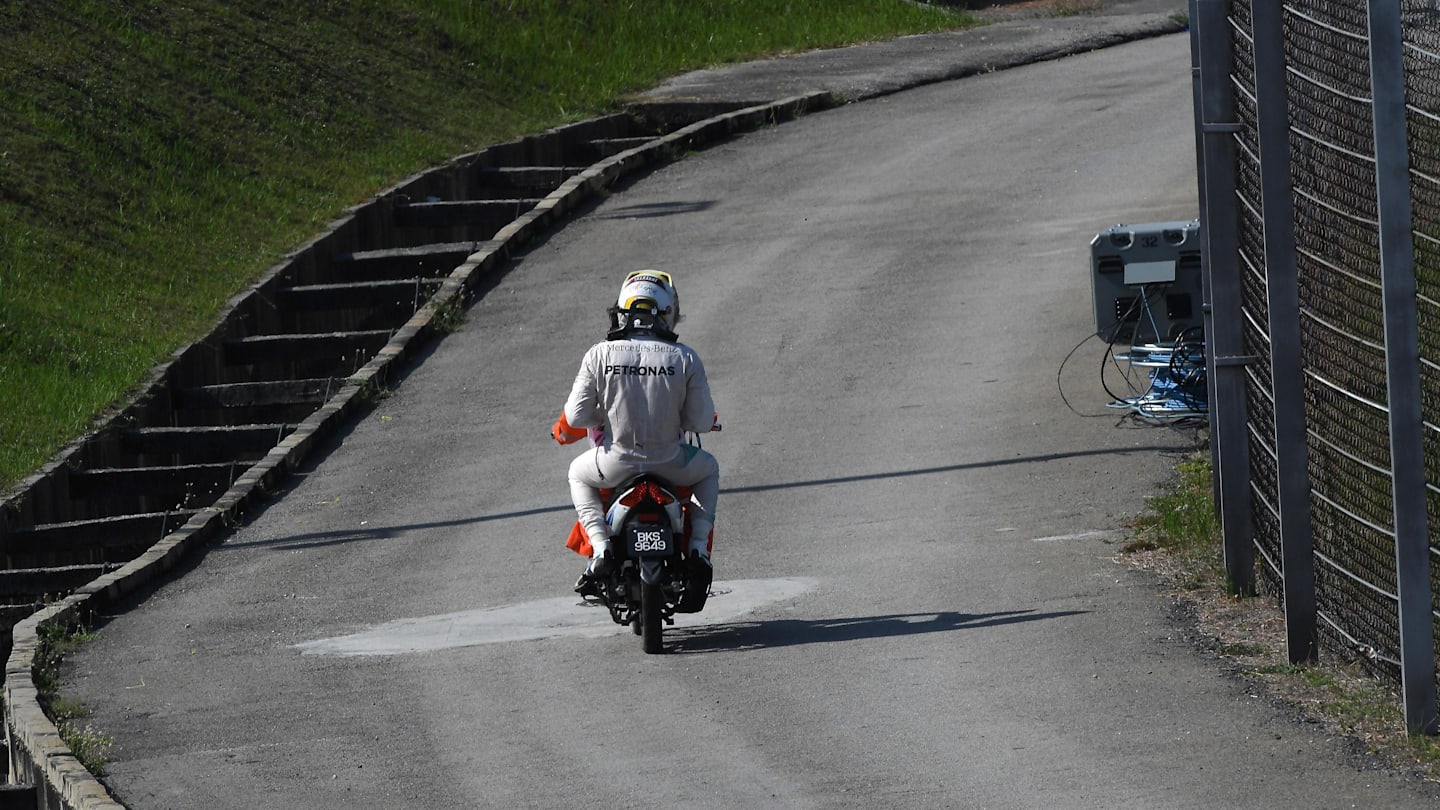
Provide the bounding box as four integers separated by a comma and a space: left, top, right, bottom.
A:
563, 335, 719, 559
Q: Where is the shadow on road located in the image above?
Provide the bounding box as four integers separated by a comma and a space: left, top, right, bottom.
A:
226, 443, 1184, 551
665, 608, 1087, 654
590, 199, 716, 219
720, 444, 1191, 496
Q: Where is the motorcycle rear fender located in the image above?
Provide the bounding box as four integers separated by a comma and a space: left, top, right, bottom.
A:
640, 558, 667, 585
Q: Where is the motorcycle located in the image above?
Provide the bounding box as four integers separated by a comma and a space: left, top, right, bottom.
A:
568, 424, 719, 655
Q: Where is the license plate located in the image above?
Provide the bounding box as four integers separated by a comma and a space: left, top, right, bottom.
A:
626, 523, 673, 557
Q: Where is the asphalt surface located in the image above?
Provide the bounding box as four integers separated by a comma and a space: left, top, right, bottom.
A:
631, 0, 1186, 106
57, 4, 1440, 809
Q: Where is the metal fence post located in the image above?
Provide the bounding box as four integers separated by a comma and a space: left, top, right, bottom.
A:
1189, 0, 1219, 513
1251, 0, 1318, 663
1366, 0, 1439, 736
1193, 0, 1255, 596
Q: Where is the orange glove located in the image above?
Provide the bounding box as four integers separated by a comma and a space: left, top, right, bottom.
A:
551, 412, 588, 445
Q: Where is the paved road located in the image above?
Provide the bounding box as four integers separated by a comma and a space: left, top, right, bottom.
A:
63, 14, 1440, 810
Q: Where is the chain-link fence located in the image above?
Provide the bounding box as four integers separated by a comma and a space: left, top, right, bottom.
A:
1193, 0, 1440, 732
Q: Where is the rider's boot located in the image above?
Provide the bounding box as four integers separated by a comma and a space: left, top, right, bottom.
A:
685, 523, 713, 590
685, 546, 711, 578
677, 544, 712, 613
586, 549, 614, 578
574, 540, 613, 598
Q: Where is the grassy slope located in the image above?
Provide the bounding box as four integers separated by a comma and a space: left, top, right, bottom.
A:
0, 0, 971, 490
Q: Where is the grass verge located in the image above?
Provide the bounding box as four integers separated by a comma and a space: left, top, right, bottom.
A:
1121, 448, 1440, 784
34, 621, 113, 775
0, 0, 975, 491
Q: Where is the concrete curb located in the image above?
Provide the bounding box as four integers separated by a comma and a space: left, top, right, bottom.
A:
2, 92, 838, 810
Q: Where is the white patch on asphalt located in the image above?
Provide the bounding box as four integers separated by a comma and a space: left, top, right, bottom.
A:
295, 577, 819, 656
1031, 530, 1122, 543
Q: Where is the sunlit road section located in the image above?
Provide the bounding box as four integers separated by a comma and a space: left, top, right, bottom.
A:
296, 577, 820, 655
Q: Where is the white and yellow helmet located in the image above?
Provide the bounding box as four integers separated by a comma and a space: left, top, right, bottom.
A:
613, 269, 682, 332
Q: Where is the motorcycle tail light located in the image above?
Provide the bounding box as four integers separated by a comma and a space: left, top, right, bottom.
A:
618, 481, 674, 507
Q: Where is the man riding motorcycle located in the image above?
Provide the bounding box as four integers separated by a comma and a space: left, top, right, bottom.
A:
551, 270, 720, 593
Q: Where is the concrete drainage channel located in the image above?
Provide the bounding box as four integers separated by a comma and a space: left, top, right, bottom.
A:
0, 92, 837, 810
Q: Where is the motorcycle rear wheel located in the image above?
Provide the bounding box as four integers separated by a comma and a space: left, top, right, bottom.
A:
640, 580, 664, 654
